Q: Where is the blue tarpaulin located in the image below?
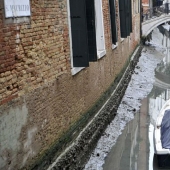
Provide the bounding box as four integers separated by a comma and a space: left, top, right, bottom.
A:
161, 109, 170, 149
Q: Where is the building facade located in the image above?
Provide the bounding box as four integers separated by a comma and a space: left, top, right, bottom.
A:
0, 0, 141, 169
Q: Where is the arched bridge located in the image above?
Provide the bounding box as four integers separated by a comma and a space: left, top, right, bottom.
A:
142, 3, 170, 37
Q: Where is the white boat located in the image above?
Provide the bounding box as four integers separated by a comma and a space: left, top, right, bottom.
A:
154, 99, 170, 168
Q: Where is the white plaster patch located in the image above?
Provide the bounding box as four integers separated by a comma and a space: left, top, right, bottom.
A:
0, 104, 28, 168
22, 127, 37, 167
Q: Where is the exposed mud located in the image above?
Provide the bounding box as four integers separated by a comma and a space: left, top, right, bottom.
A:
46, 46, 143, 170
85, 28, 165, 170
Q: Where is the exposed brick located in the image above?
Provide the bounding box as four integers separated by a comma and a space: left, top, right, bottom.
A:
0, 0, 140, 169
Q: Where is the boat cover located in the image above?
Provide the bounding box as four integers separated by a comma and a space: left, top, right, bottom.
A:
161, 109, 170, 149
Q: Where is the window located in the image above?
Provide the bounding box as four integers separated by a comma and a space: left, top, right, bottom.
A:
119, 0, 132, 38
68, 0, 106, 74
95, 0, 106, 58
86, 0, 98, 61
109, 0, 117, 46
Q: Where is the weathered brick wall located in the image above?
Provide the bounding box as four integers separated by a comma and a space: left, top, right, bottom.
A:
0, 0, 70, 104
0, 0, 141, 169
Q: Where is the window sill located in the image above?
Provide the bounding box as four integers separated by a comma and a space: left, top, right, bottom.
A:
71, 50, 106, 75
71, 67, 85, 75
112, 43, 118, 49
121, 38, 124, 42
97, 50, 106, 59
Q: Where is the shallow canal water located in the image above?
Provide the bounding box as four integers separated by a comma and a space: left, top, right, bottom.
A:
103, 97, 170, 170
85, 25, 170, 170
103, 26, 170, 170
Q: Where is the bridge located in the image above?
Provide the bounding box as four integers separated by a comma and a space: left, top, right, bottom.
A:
142, 3, 170, 37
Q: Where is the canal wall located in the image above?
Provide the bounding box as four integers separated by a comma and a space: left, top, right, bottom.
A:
47, 45, 143, 170
0, 0, 141, 169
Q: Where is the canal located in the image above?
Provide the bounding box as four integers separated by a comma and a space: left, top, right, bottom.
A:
103, 98, 170, 170
85, 25, 170, 170
103, 26, 170, 170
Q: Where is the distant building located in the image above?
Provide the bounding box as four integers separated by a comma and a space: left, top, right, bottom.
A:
0, 0, 141, 169
142, 0, 150, 12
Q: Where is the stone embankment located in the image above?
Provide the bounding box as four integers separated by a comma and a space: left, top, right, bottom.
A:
39, 45, 143, 170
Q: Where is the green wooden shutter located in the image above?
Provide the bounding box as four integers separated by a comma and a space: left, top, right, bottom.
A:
70, 0, 89, 67
109, 0, 117, 44
119, 0, 127, 38
86, 0, 97, 62
126, 0, 130, 36
129, 0, 132, 33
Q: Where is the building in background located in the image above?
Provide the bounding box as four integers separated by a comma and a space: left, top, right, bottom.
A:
142, 0, 150, 12
0, 0, 141, 169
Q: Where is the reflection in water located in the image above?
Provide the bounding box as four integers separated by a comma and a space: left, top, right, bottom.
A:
103, 25, 170, 170
148, 25, 170, 170
103, 112, 140, 170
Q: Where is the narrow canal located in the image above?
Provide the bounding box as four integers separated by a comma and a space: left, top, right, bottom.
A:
85, 24, 170, 170
103, 25, 170, 170
103, 97, 170, 170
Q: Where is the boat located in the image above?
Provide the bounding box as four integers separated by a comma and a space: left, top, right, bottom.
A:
154, 99, 170, 168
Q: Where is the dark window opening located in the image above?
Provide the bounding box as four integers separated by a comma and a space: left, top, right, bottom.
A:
69, 0, 97, 68
119, 0, 132, 38
109, 0, 117, 45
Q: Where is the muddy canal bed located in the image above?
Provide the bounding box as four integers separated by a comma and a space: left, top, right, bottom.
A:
85, 27, 170, 170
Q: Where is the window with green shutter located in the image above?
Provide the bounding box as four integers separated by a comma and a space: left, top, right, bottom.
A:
69, 0, 97, 67
129, 0, 132, 33
69, 0, 89, 67
119, 0, 132, 38
109, 0, 117, 45
119, 0, 127, 38
86, 0, 97, 62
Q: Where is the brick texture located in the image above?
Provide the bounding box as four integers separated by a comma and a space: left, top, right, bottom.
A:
0, 0, 141, 169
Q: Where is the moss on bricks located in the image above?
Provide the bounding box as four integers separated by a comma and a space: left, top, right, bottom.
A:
30, 45, 143, 170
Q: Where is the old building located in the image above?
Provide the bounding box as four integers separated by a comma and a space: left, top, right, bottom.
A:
0, 0, 141, 169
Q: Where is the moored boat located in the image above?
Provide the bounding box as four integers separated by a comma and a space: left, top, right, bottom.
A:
154, 99, 170, 168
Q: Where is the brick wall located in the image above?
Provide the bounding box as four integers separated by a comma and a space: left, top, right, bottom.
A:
0, 0, 141, 169
0, 0, 70, 104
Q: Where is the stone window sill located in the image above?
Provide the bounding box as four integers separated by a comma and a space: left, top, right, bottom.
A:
71, 67, 85, 75
112, 43, 118, 49
97, 50, 106, 59
121, 38, 124, 42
